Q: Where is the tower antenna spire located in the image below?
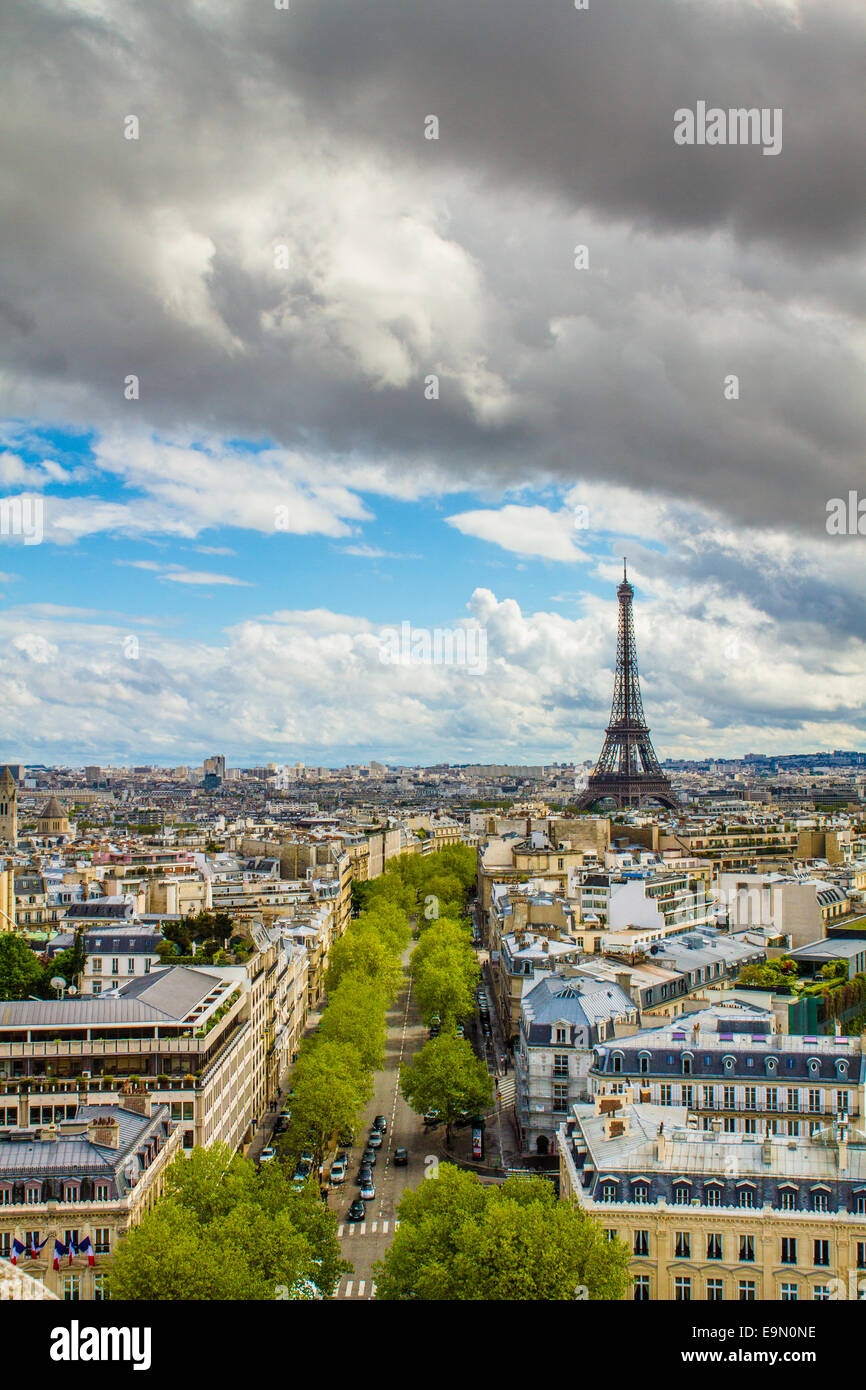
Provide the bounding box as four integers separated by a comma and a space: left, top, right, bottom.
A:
623, 557, 627, 581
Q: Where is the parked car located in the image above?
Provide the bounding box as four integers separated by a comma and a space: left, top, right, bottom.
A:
329, 1158, 347, 1184
259, 1147, 276, 1163
347, 1198, 366, 1222
294, 1158, 313, 1180
337, 1127, 355, 1148
423, 1109, 442, 1127
373, 1115, 387, 1133
299, 1151, 314, 1166
367, 1130, 383, 1148
394, 1148, 409, 1166
273, 1117, 290, 1135
359, 1180, 375, 1201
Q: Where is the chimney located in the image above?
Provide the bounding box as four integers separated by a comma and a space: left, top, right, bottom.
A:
761, 1132, 773, 1166
656, 1122, 668, 1163
710, 1118, 722, 1135
614, 970, 632, 995
89, 1116, 121, 1148
122, 1092, 153, 1119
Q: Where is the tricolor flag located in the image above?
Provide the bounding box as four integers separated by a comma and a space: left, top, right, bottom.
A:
67, 1239, 77, 1267
10, 1238, 25, 1265
52, 1239, 67, 1272
78, 1235, 95, 1266
28, 1235, 48, 1257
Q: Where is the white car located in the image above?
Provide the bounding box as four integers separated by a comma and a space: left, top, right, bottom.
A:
259, 1147, 277, 1163
359, 1180, 375, 1201
329, 1159, 347, 1184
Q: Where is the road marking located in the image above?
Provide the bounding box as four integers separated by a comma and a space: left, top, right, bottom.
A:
358, 1280, 366, 1297
382, 1220, 389, 1234
344, 1280, 353, 1297
370, 1283, 377, 1299
337, 1224, 344, 1237
372, 1221, 378, 1233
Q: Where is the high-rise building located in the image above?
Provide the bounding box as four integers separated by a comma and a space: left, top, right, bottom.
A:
0, 765, 18, 848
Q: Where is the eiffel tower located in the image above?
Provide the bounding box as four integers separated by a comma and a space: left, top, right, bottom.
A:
577, 561, 678, 811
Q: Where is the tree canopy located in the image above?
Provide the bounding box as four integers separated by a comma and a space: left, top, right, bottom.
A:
373, 1166, 632, 1301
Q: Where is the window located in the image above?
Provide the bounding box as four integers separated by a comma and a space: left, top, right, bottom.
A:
673, 1185, 691, 1206
600, 1182, 617, 1202
780, 1189, 798, 1212
62, 1274, 80, 1301
93, 1273, 109, 1301
0, 1234, 10, 1257
25, 1184, 41, 1204
739, 1188, 754, 1209
682, 1055, 692, 1075
857, 1242, 866, 1270
809, 1089, 821, 1113
702, 1086, 715, 1109
553, 1085, 569, 1113
739, 1234, 755, 1263
91, 958, 102, 971
813, 1285, 831, 1301
706, 1279, 724, 1301
780, 1283, 798, 1301
856, 1197, 866, 1217
813, 1191, 829, 1213
639, 1054, 650, 1075
724, 1086, 735, 1109
766, 1088, 778, 1111
744, 1086, 756, 1110
0, 1186, 10, 1206
182, 1102, 193, 1122
183, 1131, 194, 1150
603, 1229, 616, 1242
64, 1229, 79, 1250
611, 1054, 623, 1074
633, 1230, 649, 1257
63, 1183, 78, 1203
675, 1232, 691, 1259
111, 958, 119, 975
94, 1184, 109, 1202
633, 1275, 650, 1301
787, 1088, 799, 1113
743, 1116, 756, 1135
660, 1085, 672, 1106
705, 1185, 721, 1207
781, 1238, 797, 1265
127, 958, 136, 973
633, 1184, 649, 1205
674, 1276, 691, 1301
94, 1228, 110, 1254
837, 1091, 850, 1115
739, 1280, 756, 1301
553, 1054, 568, 1078
707, 1233, 723, 1261
554, 1027, 567, 1045
814, 1239, 829, 1267
788, 1121, 800, 1138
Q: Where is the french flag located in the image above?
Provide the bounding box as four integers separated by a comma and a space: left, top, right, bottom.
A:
78, 1235, 95, 1266
10, 1238, 25, 1265
53, 1239, 67, 1271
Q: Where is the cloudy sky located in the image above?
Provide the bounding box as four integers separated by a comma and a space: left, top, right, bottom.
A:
0, 0, 864, 766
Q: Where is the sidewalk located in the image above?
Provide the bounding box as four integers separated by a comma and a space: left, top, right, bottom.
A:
246, 1004, 324, 1162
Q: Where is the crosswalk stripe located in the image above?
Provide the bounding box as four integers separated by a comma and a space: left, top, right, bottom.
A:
382, 1221, 389, 1234
372, 1221, 378, 1232
337, 1225, 344, 1237
345, 1281, 353, 1297
358, 1280, 365, 1297
370, 1283, 377, 1299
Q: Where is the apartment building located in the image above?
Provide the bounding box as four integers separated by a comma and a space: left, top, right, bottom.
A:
589, 1005, 866, 1135
497, 930, 584, 1040
0, 938, 307, 1158
559, 1092, 866, 1301
515, 972, 639, 1155
46, 922, 162, 996
718, 871, 856, 945
0, 1097, 180, 1300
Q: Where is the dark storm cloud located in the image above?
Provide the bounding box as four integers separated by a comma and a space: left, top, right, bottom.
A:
0, 0, 863, 536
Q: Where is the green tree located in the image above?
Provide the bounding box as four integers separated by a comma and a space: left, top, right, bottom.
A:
283, 1041, 373, 1166
373, 1166, 631, 1301
400, 1035, 492, 1146
0, 934, 45, 1000
324, 930, 404, 1000
108, 1146, 349, 1300
318, 978, 388, 1071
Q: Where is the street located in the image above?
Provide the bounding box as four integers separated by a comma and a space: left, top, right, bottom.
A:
332, 952, 430, 1300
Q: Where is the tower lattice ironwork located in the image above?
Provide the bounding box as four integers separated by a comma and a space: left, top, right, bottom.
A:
577, 561, 678, 811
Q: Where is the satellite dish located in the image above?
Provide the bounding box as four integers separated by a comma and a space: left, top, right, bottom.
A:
49, 976, 66, 991
67, 986, 78, 996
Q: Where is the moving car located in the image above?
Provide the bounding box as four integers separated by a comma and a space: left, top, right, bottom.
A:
347, 1198, 366, 1222
356, 1166, 373, 1186
373, 1115, 387, 1133
361, 1146, 377, 1166
423, 1108, 442, 1127
359, 1180, 375, 1201
394, 1148, 409, 1166
259, 1146, 276, 1163
367, 1129, 383, 1148
329, 1158, 347, 1184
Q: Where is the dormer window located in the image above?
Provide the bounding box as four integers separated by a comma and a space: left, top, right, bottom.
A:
611, 1052, 623, 1074
836, 1059, 848, 1078
25, 1184, 41, 1205
766, 1057, 777, 1074
638, 1053, 651, 1075
682, 1054, 693, 1076
62, 1182, 80, 1203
